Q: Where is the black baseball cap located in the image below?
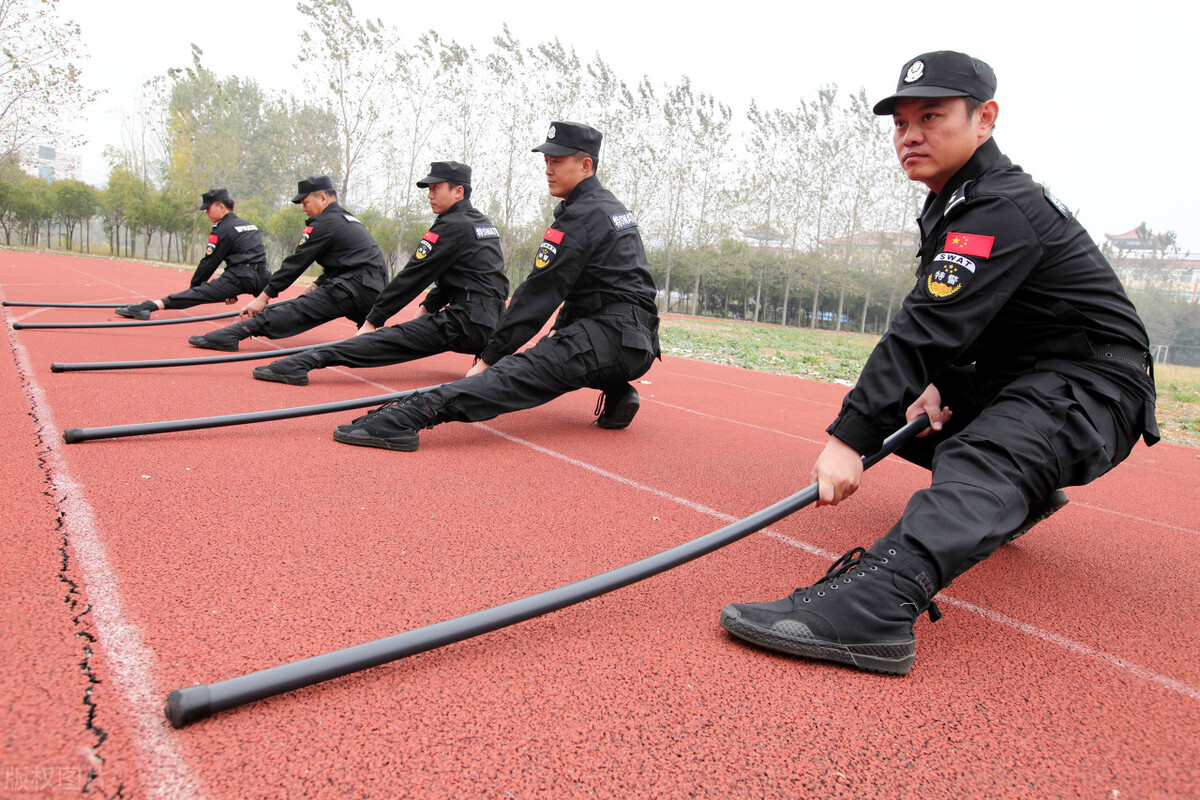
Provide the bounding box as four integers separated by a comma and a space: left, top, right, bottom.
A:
198, 188, 233, 210
291, 175, 336, 204
532, 121, 602, 159
416, 161, 472, 188
873, 51, 997, 115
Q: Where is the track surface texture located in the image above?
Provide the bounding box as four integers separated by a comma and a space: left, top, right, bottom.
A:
4, 250, 1199, 798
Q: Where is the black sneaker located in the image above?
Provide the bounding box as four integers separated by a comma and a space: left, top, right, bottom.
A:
595, 384, 639, 429
188, 334, 239, 352
720, 543, 942, 675
115, 302, 153, 320
1003, 489, 1069, 544
253, 365, 309, 385
332, 424, 419, 451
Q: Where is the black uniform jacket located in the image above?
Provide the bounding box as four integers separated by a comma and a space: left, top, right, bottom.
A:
829, 138, 1157, 455
364, 200, 509, 329
263, 202, 387, 298
191, 212, 267, 287
478, 175, 658, 365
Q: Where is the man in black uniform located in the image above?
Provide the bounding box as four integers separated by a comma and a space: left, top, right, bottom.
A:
720, 52, 1158, 675
331, 122, 659, 451
115, 188, 269, 320
188, 176, 386, 352
250, 162, 508, 385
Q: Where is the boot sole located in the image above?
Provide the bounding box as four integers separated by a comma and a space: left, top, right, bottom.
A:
115, 310, 151, 320
252, 367, 309, 385
1004, 490, 1070, 544
332, 428, 418, 452
720, 606, 915, 675
597, 396, 639, 429
188, 337, 239, 352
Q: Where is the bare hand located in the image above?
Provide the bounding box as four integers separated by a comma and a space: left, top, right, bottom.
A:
301, 283, 317, 296
355, 321, 377, 337
224, 296, 238, 305
906, 384, 952, 437
811, 436, 864, 506
240, 295, 268, 317
466, 359, 489, 377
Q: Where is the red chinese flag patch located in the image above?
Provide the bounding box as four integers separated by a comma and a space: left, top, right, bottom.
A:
303, 226, 314, 234
944, 232, 994, 258
543, 227, 564, 245
422, 231, 439, 243
208, 234, 219, 243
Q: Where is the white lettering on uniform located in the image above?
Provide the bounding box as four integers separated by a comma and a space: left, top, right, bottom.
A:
474, 226, 500, 239
234, 224, 259, 232
933, 251, 976, 272
610, 211, 636, 231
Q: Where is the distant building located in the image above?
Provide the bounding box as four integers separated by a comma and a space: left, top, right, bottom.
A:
20, 144, 81, 182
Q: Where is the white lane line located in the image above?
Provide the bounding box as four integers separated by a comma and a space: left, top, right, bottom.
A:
478, 425, 1200, 702
6, 309, 205, 799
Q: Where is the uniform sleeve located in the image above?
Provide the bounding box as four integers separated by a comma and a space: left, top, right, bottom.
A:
264, 216, 332, 298
365, 221, 462, 328
479, 218, 592, 364
190, 220, 233, 287
828, 195, 1042, 454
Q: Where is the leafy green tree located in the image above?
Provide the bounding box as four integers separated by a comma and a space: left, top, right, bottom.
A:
52, 177, 96, 251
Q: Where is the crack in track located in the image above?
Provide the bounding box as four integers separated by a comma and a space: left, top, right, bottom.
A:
5, 301, 199, 799
23, 356, 123, 797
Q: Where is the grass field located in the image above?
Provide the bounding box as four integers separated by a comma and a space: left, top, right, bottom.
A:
660, 316, 1200, 448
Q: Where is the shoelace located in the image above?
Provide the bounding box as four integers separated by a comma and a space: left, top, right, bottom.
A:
593, 391, 607, 418
791, 546, 942, 621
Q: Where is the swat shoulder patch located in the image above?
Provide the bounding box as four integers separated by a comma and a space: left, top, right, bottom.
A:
474, 225, 500, 240
234, 224, 259, 232
343, 213, 362, 224
610, 210, 637, 231
925, 262, 969, 300
1043, 187, 1070, 219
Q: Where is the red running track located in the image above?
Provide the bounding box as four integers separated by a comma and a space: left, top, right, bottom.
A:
3, 250, 1198, 798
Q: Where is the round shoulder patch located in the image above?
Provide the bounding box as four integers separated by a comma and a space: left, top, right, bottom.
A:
925, 262, 969, 300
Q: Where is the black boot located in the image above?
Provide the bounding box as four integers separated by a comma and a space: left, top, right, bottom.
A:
188, 320, 255, 352
595, 384, 639, 429
720, 541, 942, 675
1002, 489, 1069, 544
333, 398, 424, 451
115, 301, 157, 320
252, 353, 312, 385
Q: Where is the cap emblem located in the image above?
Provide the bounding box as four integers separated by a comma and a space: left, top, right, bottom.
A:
547, 125, 556, 139
904, 61, 925, 83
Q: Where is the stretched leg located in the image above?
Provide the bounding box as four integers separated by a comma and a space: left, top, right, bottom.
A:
333, 318, 655, 450
253, 310, 475, 385
721, 370, 1140, 674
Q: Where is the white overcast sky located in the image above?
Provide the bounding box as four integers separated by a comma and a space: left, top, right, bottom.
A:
57, 0, 1199, 253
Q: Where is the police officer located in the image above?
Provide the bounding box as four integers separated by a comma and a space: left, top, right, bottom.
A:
250, 162, 508, 385
188, 176, 387, 351
115, 189, 269, 320
721, 52, 1158, 675
331, 121, 660, 451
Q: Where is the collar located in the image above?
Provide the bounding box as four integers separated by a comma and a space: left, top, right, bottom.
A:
920, 138, 1004, 231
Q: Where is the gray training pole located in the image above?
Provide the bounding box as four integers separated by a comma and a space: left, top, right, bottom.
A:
163, 414, 931, 728
12, 310, 239, 329
62, 384, 446, 443
52, 343, 326, 372
3, 301, 125, 308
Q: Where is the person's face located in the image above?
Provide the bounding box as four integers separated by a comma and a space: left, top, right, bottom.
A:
426, 181, 462, 215
301, 191, 332, 218
891, 96, 997, 194
543, 153, 592, 199
204, 203, 226, 223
